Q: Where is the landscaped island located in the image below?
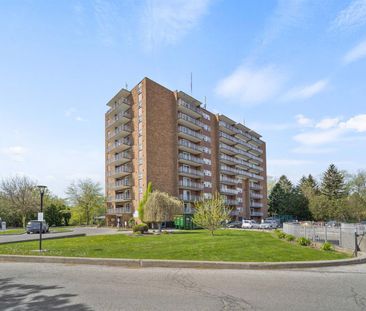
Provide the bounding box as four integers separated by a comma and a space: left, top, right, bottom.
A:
0, 230, 349, 262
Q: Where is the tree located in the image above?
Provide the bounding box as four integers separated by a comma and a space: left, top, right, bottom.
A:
144, 191, 183, 232
192, 193, 230, 236
66, 179, 104, 225
346, 171, 366, 222
268, 175, 292, 215
44, 204, 64, 226
138, 182, 152, 222
299, 174, 318, 198
0, 176, 38, 227
321, 164, 347, 199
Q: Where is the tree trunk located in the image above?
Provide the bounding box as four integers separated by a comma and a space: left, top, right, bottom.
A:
22, 215, 26, 228
158, 222, 162, 232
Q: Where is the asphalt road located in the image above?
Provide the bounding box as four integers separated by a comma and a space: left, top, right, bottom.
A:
0, 227, 122, 244
1, 262, 366, 311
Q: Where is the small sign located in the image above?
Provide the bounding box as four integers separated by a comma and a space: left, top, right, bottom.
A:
38, 212, 44, 222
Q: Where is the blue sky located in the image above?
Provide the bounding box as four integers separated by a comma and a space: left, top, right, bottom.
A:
0, 0, 366, 196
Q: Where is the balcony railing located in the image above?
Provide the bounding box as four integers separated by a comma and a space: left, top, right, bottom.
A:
220, 187, 238, 195
177, 99, 203, 116
250, 202, 263, 208
178, 126, 204, 141
178, 139, 204, 153
219, 143, 263, 163
115, 193, 131, 201
219, 120, 263, 145
220, 176, 238, 184
107, 124, 132, 139
107, 138, 132, 152
106, 110, 132, 127
220, 165, 263, 180
107, 152, 132, 164
178, 112, 205, 129
108, 165, 132, 177
108, 180, 131, 190
107, 207, 132, 214
178, 153, 204, 165
178, 166, 204, 177
179, 180, 204, 190
180, 194, 201, 202
224, 198, 238, 206
250, 192, 263, 199
251, 211, 264, 217
107, 98, 130, 114
220, 154, 263, 171
250, 183, 263, 190
219, 131, 263, 153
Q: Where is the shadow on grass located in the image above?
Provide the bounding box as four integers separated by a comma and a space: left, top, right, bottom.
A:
0, 278, 92, 311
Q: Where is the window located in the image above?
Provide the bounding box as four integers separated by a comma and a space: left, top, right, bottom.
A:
204, 181, 212, 188
138, 83, 142, 94
204, 170, 211, 176
203, 158, 211, 165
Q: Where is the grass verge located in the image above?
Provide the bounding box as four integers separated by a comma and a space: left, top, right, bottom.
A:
0, 230, 350, 262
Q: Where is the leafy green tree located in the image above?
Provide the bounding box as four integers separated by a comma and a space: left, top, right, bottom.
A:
144, 191, 183, 232
268, 175, 292, 215
61, 208, 72, 226
66, 179, 104, 225
138, 182, 152, 222
192, 193, 230, 236
44, 204, 64, 226
299, 175, 318, 198
321, 164, 347, 199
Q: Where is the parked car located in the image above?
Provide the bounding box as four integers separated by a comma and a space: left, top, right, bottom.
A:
242, 220, 259, 229
26, 220, 49, 234
226, 221, 242, 228
259, 220, 278, 229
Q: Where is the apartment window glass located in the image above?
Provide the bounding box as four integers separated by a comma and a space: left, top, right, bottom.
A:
203, 158, 211, 165
204, 170, 211, 176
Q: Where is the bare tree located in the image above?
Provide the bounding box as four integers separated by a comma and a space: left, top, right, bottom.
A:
0, 176, 39, 227
66, 179, 104, 225
193, 193, 231, 236
144, 191, 183, 232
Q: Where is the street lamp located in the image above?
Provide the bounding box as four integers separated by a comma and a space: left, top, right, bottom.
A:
37, 185, 47, 252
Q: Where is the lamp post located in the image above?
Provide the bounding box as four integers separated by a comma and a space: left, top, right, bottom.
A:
37, 185, 47, 252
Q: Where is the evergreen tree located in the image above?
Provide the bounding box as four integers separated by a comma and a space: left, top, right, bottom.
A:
321, 164, 347, 199
268, 175, 292, 216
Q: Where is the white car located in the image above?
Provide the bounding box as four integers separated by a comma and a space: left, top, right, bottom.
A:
259, 220, 278, 229
242, 220, 259, 229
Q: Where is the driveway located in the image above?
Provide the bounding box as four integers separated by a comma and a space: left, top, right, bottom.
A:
0, 227, 125, 244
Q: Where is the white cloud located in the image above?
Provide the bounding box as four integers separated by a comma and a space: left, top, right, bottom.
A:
343, 40, 366, 64
283, 79, 328, 101
332, 0, 366, 31
216, 65, 285, 105
293, 128, 345, 145
295, 114, 313, 126
315, 117, 341, 129
141, 0, 211, 50
1, 146, 28, 162
340, 114, 366, 132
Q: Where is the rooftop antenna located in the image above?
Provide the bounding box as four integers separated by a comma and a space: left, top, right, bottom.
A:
125, 82, 128, 90
204, 96, 207, 109
190, 72, 193, 95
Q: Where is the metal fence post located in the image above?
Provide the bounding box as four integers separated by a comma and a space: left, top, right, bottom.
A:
325, 225, 327, 242
339, 227, 342, 247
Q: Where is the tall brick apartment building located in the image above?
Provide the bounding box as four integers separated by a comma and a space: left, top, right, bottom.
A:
105, 77, 267, 226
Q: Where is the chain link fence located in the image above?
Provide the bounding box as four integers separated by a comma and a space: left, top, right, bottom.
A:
283, 222, 365, 252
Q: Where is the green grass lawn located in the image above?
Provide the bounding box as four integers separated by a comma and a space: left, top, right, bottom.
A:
0, 230, 350, 262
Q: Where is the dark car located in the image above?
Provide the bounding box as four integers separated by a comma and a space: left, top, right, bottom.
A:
227, 221, 242, 228
26, 220, 49, 234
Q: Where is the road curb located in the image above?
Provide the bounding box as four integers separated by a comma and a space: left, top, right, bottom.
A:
0, 252, 365, 270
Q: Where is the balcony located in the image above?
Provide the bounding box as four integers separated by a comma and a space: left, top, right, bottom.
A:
178, 126, 203, 143
178, 166, 204, 178
108, 165, 132, 178
107, 124, 132, 140
115, 193, 131, 202
219, 120, 263, 146
250, 202, 263, 208
178, 153, 204, 166
250, 192, 263, 199
220, 153, 262, 171
251, 211, 264, 217
220, 187, 238, 195
177, 112, 205, 131
106, 110, 132, 128
180, 194, 201, 202
230, 209, 240, 216
177, 99, 202, 118
224, 198, 238, 206
220, 176, 238, 185
220, 131, 263, 154
220, 143, 263, 163
107, 138, 132, 153
178, 139, 203, 155
250, 183, 263, 190
179, 180, 204, 190
107, 207, 132, 215
107, 152, 132, 165
106, 97, 130, 115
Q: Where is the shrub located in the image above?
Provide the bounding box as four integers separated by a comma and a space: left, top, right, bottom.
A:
133, 223, 148, 234
321, 242, 334, 251
285, 234, 295, 242
297, 237, 311, 246
128, 217, 136, 227
278, 232, 287, 239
